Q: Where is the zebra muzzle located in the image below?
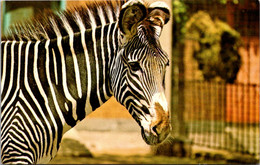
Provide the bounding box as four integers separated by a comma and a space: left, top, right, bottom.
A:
140, 96, 171, 145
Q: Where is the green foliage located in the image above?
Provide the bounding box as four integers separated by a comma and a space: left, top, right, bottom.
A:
172, 0, 188, 24
185, 11, 241, 83
219, 0, 239, 4
172, 0, 188, 42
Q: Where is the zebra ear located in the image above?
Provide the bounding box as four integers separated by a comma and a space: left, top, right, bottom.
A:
148, 1, 170, 27
119, 0, 147, 36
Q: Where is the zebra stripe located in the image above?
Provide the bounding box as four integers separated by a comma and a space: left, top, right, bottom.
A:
61, 15, 82, 98
74, 12, 93, 115
33, 40, 56, 159
1, 0, 171, 163
88, 8, 104, 106
45, 40, 66, 126
98, 7, 110, 100
26, 41, 50, 159
51, 48, 59, 85
1, 41, 10, 95
51, 18, 78, 123
1, 41, 15, 106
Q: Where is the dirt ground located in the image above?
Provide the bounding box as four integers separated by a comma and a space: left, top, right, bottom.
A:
48, 126, 228, 164
50, 154, 227, 164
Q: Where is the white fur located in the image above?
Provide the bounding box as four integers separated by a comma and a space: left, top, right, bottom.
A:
122, 0, 144, 9
152, 92, 168, 112
149, 1, 170, 11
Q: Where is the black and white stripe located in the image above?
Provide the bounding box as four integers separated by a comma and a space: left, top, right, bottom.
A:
1, 2, 121, 163
1, 0, 171, 163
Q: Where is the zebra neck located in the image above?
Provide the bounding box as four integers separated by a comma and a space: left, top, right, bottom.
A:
44, 22, 119, 126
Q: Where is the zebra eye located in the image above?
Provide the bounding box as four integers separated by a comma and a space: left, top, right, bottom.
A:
129, 61, 141, 72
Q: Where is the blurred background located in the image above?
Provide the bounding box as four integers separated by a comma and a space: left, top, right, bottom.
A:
1, 0, 259, 164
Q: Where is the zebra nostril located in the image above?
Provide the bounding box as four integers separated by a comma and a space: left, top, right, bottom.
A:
152, 125, 159, 136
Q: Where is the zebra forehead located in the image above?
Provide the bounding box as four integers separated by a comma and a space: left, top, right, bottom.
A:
134, 27, 169, 63
124, 34, 169, 64
129, 48, 169, 67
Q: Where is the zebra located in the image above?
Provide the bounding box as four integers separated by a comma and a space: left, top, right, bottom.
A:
1, 0, 171, 164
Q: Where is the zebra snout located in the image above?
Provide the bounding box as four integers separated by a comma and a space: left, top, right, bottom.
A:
141, 98, 171, 145
150, 116, 170, 137
141, 119, 171, 145
150, 103, 171, 141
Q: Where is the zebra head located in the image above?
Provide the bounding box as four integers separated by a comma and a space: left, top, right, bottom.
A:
111, 0, 171, 145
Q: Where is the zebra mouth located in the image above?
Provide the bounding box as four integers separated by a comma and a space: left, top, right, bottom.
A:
140, 123, 171, 145
141, 127, 162, 145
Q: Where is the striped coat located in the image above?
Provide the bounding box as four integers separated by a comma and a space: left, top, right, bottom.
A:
1, 0, 171, 164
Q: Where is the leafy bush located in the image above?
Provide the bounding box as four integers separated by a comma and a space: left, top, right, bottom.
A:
185, 11, 241, 83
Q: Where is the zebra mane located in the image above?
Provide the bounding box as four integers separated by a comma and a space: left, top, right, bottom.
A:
2, 0, 128, 41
